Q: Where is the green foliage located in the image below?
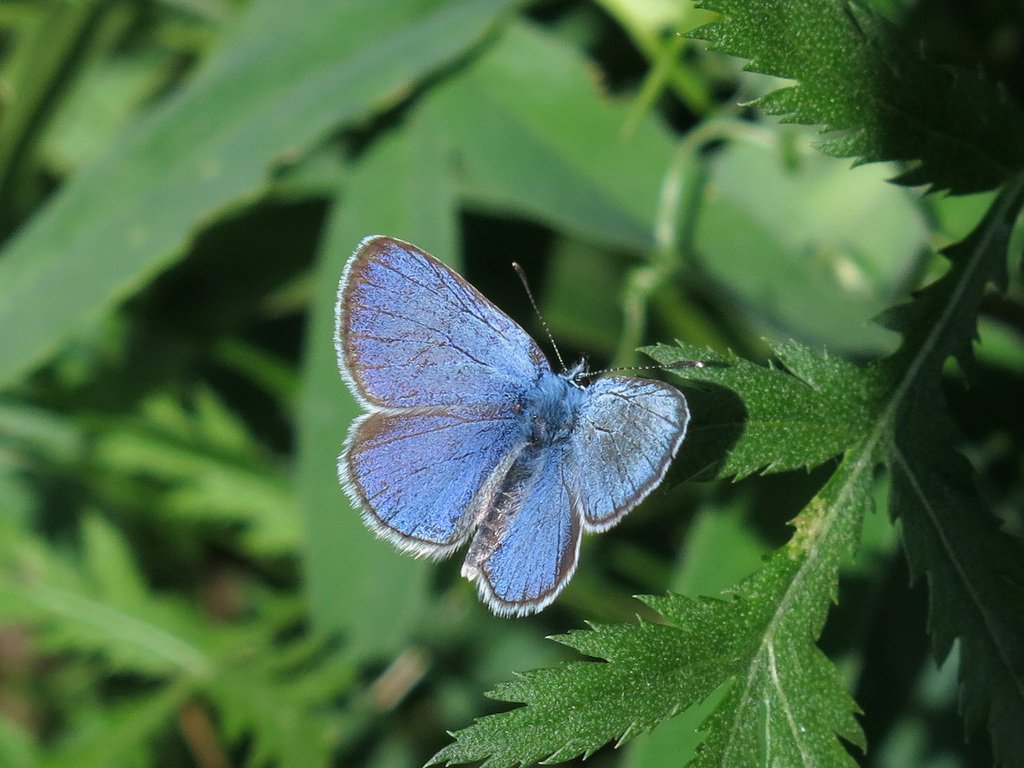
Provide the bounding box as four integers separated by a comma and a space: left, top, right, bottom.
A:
878, 185, 1024, 765
433, 176, 1024, 768
663, 341, 876, 479
0, 514, 349, 768
432, 454, 868, 767
692, 0, 1024, 193
0, 0, 517, 387
1, 0, 1023, 767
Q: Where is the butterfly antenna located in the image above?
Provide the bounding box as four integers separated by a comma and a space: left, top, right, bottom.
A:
512, 262, 568, 372
586, 360, 705, 377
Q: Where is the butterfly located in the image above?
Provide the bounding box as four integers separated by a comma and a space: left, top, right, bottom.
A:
336, 235, 690, 617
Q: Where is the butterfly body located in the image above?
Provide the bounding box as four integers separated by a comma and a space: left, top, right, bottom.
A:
336, 236, 689, 616
517, 365, 586, 445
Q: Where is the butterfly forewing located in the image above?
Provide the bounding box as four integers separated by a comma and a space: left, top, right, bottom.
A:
568, 377, 690, 531
337, 236, 548, 410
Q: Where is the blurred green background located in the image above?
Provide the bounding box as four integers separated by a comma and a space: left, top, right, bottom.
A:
0, 1, 1021, 767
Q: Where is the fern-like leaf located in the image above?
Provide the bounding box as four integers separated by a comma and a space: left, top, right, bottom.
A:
691, 0, 1024, 193
654, 341, 874, 481
431, 445, 868, 767
876, 180, 1024, 766
0, 515, 350, 767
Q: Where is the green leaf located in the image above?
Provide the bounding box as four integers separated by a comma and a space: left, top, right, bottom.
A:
621, 496, 778, 768
431, 19, 677, 251
80, 512, 149, 607
208, 632, 354, 768
0, 716, 36, 768
430, 176, 1024, 768
430, 452, 867, 768
0, 514, 212, 676
879, 179, 1024, 766
691, 0, 1024, 193
42, 682, 191, 768
645, 340, 875, 480
299, 102, 458, 653
1, 515, 354, 767
41, 48, 175, 173
0, 0, 517, 388
91, 388, 300, 557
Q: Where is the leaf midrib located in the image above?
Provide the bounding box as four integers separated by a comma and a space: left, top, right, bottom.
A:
720, 442, 872, 762
870, 177, 1024, 712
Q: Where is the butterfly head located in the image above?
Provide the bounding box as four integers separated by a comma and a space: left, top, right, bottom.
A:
563, 359, 589, 389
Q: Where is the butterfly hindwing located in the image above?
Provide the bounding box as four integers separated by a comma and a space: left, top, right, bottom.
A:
462, 447, 582, 617
343, 409, 526, 558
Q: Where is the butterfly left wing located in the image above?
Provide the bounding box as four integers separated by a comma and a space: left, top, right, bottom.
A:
337, 236, 545, 561
568, 376, 689, 531
338, 236, 548, 411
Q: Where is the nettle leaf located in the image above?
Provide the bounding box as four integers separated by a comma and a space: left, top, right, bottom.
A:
431, 451, 867, 768
691, 0, 1024, 193
876, 180, 1024, 765
645, 341, 875, 480
430, 177, 1024, 768
432, 6, 1024, 762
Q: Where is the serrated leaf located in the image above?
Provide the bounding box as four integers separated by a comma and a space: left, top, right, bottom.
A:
877, 179, 1024, 766
431, 450, 868, 768
431, 174, 1024, 767
691, 0, 1024, 193
645, 340, 874, 480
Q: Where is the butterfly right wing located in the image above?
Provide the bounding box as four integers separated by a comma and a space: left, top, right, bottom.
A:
568, 376, 689, 531
342, 408, 527, 559
337, 236, 549, 410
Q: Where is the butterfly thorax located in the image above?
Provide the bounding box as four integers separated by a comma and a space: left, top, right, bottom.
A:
517, 368, 586, 448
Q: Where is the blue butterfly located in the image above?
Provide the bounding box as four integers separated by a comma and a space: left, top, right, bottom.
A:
336, 236, 690, 617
